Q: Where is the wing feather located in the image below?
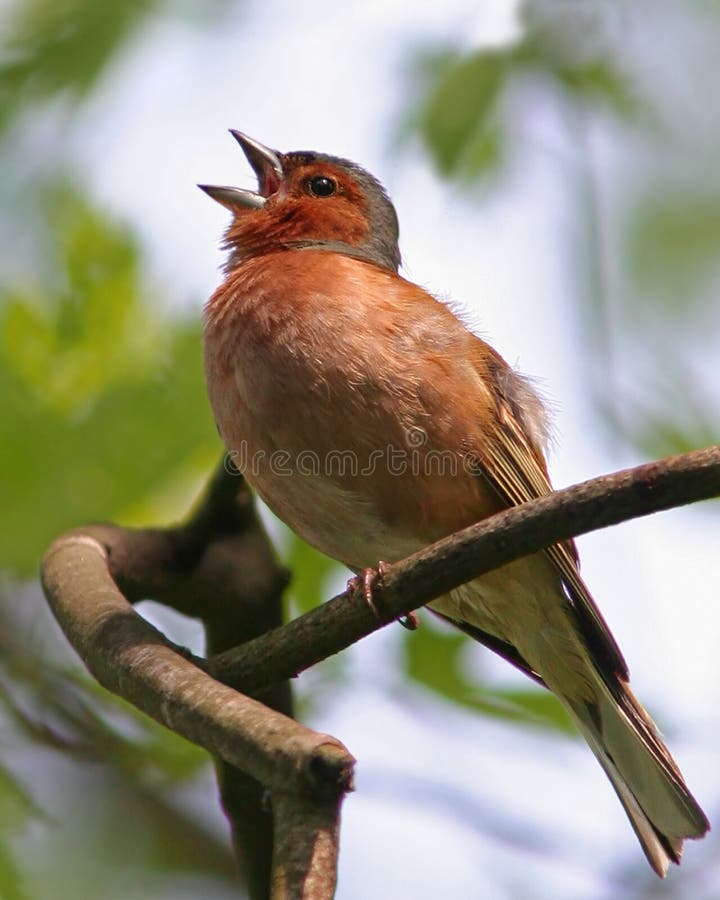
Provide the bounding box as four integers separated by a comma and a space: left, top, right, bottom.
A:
475, 350, 629, 684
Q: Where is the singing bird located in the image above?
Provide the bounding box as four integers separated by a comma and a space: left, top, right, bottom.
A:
200, 131, 709, 875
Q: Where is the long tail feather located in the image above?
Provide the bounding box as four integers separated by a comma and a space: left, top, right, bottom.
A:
566, 677, 709, 876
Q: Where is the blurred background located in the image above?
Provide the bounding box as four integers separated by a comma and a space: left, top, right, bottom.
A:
1, 0, 719, 897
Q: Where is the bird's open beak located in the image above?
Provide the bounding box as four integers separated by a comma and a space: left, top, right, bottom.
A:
198, 131, 284, 212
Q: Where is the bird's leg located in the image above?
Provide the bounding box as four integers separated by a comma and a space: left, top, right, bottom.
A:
347, 563, 387, 619
346, 561, 420, 630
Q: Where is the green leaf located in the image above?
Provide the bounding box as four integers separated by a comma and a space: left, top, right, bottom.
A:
2, 187, 161, 413
552, 58, 638, 116
0, 0, 161, 132
0, 184, 219, 574
519, 1, 639, 116
0, 0, 234, 134
411, 48, 509, 180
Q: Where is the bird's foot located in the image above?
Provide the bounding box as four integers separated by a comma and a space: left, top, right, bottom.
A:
347, 562, 419, 630
347, 561, 390, 619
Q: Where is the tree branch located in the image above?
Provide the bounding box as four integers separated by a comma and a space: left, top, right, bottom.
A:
41, 462, 354, 899
40, 445, 720, 898
208, 445, 720, 692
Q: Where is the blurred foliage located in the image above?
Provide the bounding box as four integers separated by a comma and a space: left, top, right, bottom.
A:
599, 367, 720, 460
0, 608, 208, 788
410, 48, 508, 180
284, 532, 341, 616
403, 617, 574, 732
626, 190, 720, 307
0, 0, 155, 132
0, 184, 219, 573
406, 3, 636, 184
405, 0, 720, 458
0, 0, 232, 135
0, 758, 39, 900
0, 588, 237, 898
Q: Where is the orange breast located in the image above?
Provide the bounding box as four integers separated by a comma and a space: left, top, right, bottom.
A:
203, 250, 505, 567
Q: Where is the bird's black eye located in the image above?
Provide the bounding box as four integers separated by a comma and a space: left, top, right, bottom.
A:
307, 175, 337, 198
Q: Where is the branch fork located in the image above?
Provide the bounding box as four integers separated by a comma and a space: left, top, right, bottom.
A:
41, 445, 720, 898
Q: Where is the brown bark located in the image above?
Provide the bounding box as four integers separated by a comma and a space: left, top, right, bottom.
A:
40, 444, 720, 897
41, 461, 354, 899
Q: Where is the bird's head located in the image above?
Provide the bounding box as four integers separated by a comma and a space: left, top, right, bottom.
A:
200, 131, 400, 273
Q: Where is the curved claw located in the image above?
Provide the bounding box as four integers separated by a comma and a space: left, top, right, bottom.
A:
347, 562, 418, 629
347, 565, 385, 619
